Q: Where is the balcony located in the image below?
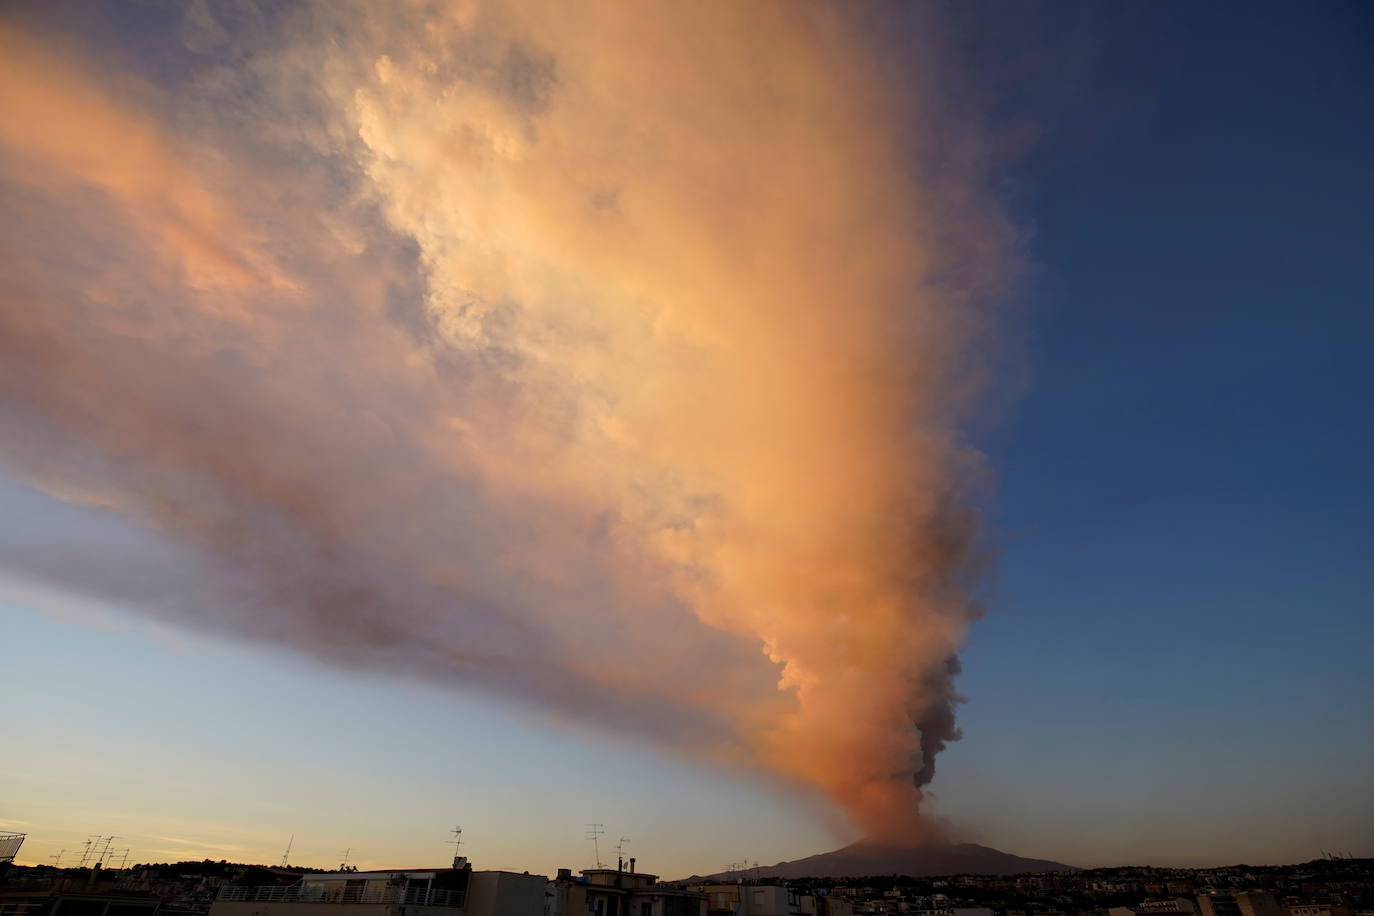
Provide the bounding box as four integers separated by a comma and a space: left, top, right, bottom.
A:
217, 884, 465, 908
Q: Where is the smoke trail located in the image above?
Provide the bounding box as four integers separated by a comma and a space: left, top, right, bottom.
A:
0, 1, 1013, 842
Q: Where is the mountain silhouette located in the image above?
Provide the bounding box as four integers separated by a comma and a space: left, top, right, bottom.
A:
693, 840, 1077, 880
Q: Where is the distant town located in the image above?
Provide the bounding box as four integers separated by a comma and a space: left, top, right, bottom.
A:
1, 832, 1369, 916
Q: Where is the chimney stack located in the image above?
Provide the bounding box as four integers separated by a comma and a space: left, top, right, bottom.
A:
629, 858, 636, 875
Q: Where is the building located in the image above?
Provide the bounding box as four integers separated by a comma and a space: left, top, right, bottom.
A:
0, 865, 161, 916
1287, 905, 1354, 916
1110, 898, 1200, 916
213, 867, 466, 916
1199, 896, 1240, 916
0, 887, 161, 916
1236, 892, 1285, 916
549, 865, 704, 916
687, 884, 849, 916
1199, 892, 1284, 916
798, 896, 852, 916
211, 858, 544, 916
464, 873, 545, 916
691, 886, 797, 916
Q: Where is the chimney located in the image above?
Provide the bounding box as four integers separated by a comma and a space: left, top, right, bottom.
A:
618, 857, 624, 873
557, 869, 572, 882
629, 858, 636, 875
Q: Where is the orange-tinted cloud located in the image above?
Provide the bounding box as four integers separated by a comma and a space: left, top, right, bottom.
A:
0, 23, 281, 293
0, 1, 1015, 844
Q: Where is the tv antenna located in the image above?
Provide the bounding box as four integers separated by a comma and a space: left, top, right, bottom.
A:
77, 836, 106, 868
340, 848, 352, 870
585, 824, 606, 868
49, 850, 66, 867
80, 836, 118, 868
446, 826, 464, 862
280, 835, 294, 868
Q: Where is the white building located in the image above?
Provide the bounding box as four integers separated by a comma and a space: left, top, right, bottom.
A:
212, 859, 546, 916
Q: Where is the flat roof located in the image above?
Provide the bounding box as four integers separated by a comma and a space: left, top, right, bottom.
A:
303, 869, 460, 880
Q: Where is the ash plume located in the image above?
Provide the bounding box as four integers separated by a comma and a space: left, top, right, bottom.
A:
0, 1, 1014, 843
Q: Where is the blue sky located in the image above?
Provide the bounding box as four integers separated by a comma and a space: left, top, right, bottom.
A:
943, 0, 1374, 862
3, 0, 1372, 874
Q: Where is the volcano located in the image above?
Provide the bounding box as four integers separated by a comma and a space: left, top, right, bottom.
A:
694, 840, 1077, 879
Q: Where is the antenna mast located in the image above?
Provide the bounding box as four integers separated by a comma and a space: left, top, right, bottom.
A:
280, 835, 294, 868
584, 824, 606, 868
446, 826, 464, 865
77, 836, 99, 868
80, 836, 118, 868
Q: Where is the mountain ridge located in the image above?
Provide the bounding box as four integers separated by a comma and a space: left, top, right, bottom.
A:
683, 840, 1077, 881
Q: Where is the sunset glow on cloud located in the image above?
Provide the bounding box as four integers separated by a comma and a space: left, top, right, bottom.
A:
0, 0, 1011, 844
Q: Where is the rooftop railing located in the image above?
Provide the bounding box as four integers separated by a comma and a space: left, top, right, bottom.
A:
217, 884, 464, 908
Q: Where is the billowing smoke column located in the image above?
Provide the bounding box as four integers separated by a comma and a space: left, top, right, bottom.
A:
0, 1, 1012, 843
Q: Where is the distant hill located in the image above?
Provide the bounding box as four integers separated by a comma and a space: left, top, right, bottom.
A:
691, 840, 1077, 880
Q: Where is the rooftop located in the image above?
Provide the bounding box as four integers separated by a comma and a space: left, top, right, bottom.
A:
217, 884, 463, 908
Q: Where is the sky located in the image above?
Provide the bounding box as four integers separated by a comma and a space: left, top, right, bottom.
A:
3, 0, 1373, 876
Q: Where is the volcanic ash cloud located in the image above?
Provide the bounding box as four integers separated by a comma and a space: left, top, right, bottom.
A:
0, 1, 1014, 843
